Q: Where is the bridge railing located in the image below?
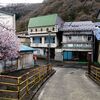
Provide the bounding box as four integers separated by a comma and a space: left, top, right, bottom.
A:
88, 63, 100, 84
0, 64, 53, 100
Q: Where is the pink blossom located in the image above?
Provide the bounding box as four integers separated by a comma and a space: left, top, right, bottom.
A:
0, 25, 20, 60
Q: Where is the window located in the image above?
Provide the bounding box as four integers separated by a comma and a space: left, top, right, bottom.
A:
88, 36, 92, 41
45, 37, 49, 43
46, 28, 49, 31
33, 37, 34, 42
35, 29, 37, 32
41, 28, 43, 31
51, 36, 55, 43
31, 29, 33, 32
52, 27, 55, 31
69, 36, 71, 40
33, 37, 42, 43
45, 36, 55, 43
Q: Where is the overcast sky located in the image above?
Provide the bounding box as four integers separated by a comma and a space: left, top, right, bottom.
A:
0, 0, 44, 4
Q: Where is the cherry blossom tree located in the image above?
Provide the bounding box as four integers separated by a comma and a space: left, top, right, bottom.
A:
0, 23, 19, 69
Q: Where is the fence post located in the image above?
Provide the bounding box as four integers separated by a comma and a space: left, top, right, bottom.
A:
26, 72, 29, 95
17, 77, 21, 100
96, 69, 97, 79
39, 68, 41, 82
47, 64, 49, 75
87, 52, 92, 74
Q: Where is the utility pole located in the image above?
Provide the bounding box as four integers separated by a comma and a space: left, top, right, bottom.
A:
48, 31, 51, 64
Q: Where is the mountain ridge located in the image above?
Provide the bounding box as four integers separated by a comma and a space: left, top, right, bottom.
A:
0, 0, 100, 32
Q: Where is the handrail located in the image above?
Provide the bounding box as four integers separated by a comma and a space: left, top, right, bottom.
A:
0, 65, 53, 100
0, 75, 18, 79
91, 65, 100, 70
89, 64, 100, 83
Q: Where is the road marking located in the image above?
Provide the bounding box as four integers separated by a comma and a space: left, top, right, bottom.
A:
38, 89, 44, 100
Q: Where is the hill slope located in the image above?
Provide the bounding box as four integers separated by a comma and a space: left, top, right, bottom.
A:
1, 0, 100, 32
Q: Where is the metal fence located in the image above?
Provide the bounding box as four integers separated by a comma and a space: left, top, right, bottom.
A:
0, 64, 53, 100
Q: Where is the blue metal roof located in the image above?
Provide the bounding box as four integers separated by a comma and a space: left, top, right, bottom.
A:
61, 21, 96, 31
95, 28, 100, 40
19, 45, 35, 52
94, 22, 100, 27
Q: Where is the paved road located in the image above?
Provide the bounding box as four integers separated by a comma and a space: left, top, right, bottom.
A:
36, 68, 100, 100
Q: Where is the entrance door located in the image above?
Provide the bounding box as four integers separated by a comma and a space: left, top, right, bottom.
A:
63, 51, 72, 61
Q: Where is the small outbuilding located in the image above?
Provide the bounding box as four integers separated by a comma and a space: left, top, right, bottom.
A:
0, 45, 36, 72
18, 45, 36, 69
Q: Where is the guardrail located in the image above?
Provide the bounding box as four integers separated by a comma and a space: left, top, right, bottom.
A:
88, 64, 100, 84
0, 64, 53, 100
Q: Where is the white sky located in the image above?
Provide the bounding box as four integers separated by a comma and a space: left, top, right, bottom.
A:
0, 0, 44, 3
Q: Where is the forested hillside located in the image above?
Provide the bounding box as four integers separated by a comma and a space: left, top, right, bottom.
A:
0, 0, 100, 32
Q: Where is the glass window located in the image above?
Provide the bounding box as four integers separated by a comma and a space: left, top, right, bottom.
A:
33, 37, 42, 43
46, 28, 49, 31
35, 29, 37, 32
88, 36, 92, 41
52, 27, 55, 31
41, 28, 43, 31
45, 36, 49, 43
45, 36, 55, 43
51, 36, 55, 43
69, 36, 71, 40
31, 29, 33, 32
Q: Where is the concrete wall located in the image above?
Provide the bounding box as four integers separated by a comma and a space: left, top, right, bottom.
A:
18, 53, 34, 69
55, 49, 63, 61
33, 48, 46, 56
0, 53, 34, 72
18, 37, 30, 46
0, 60, 17, 73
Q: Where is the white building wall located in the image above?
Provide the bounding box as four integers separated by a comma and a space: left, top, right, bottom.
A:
98, 43, 100, 63
62, 32, 93, 52
55, 49, 63, 61
0, 13, 15, 32
28, 25, 58, 34
34, 48, 44, 56
30, 34, 58, 48
63, 34, 93, 43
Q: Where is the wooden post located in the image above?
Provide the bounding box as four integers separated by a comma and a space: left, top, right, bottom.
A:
39, 69, 41, 82
26, 72, 29, 95
87, 52, 92, 74
17, 77, 21, 100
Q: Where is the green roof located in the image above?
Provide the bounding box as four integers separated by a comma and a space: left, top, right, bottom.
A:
28, 14, 58, 28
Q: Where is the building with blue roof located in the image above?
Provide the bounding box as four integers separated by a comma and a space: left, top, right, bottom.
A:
18, 45, 36, 70
94, 28, 100, 63
55, 21, 96, 62
0, 45, 36, 73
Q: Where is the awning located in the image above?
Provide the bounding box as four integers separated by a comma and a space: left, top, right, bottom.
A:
19, 45, 36, 52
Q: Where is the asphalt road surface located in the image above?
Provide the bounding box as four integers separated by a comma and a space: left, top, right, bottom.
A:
35, 68, 100, 100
